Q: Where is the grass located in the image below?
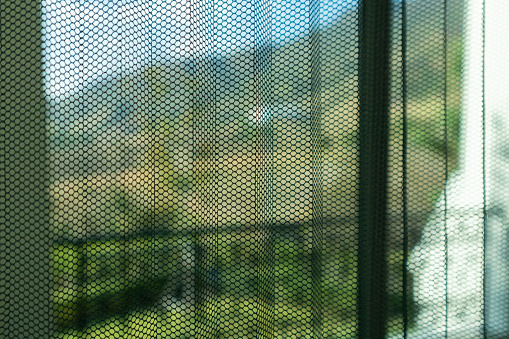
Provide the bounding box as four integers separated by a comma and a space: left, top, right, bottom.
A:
51, 226, 411, 339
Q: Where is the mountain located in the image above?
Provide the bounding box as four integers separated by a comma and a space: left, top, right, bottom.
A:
47, 2, 462, 241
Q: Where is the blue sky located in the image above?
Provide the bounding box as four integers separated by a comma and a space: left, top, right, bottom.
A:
42, 0, 357, 99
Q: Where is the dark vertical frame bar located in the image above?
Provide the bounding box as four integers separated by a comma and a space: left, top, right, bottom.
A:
358, 0, 391, 338
0, 0, 51, 337
401, 0, 409, 336
481, 0, 486, 336
443, 0, 449, 335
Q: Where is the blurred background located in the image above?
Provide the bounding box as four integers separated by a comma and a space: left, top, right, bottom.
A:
41, 0, 463, 337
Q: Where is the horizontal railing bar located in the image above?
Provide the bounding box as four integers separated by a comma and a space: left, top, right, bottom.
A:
52, 212, 432, 246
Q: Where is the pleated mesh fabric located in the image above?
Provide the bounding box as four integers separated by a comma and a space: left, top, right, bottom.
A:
3, 0, 507, 338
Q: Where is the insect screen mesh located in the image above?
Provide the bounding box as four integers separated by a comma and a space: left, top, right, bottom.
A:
1, 0, 505, 338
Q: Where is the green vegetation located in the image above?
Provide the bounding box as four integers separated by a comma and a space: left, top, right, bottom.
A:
52, 223, 414, 338
49, 4, 462, 337
51, 235, 182, 329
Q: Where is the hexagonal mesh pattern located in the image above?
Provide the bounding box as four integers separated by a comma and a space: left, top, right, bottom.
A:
2, 0, 492, 338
